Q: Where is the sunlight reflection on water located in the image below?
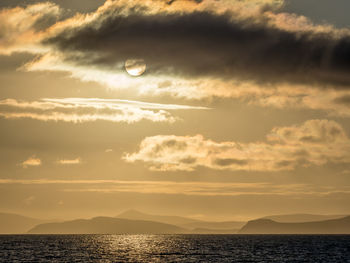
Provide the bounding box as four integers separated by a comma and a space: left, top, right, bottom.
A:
0, 234, 349, 262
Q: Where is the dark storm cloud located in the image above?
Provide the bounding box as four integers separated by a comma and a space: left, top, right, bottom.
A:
43, 6, 350, 88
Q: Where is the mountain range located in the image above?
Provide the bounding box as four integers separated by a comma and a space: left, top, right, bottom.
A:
0, 210, 349, 234
117, 209, 245, 231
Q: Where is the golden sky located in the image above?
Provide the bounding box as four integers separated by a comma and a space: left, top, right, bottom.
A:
0, 0, 350, 221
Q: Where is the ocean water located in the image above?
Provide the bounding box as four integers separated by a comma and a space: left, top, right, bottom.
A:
0, 235, 349, 262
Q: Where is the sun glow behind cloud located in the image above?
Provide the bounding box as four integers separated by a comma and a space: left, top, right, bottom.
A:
1, 0, 350, 220
0, 0, 347, 120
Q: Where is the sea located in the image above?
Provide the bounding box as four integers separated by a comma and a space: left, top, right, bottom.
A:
0, 234, 349, 262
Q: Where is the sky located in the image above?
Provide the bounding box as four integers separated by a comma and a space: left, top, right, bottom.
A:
0, 0, 350, 221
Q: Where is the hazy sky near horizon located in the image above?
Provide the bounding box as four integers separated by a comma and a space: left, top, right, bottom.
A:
1, 0, 350, 221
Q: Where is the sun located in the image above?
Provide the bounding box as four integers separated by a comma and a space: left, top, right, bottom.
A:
125, 59, 146, 76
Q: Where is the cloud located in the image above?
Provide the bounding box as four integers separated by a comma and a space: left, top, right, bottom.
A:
237, 85, 350, 118
0, 178, 347, 197
124, 119, 350, 171
4, 1, 350, 88
267, 119, 347, 144
35, 0, 350, 90
20, 156, 42, 168
57, 158, 81, 165
139, 80, 350, 117
0, 98, 207, 124
0, 2, 60, 54
43, 98, 208, 110
3, 0, 350, 117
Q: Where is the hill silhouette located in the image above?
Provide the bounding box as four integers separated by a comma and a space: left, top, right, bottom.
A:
239, 216, 350, 234
182, 221, 245, 230
262, 213, 347, 223
28, 217, 186, 234
117, 209, 198, 225
117, 209, 244, 231
191, 228, 239, 234
0, 213, 45, 234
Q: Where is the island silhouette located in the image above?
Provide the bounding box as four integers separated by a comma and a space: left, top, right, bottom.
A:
0, 210, 349, 234
239, 216, 350, 234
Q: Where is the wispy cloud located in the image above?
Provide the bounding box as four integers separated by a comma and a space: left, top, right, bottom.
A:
139, 80, 350, 117
124, 119, 350, 172
0, 178, 347, 197
43, 98, 208, 110
57, 158, 81, 165
20, 156, 42, 168
0, 98, 207, 124
0, 2, 60, 55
